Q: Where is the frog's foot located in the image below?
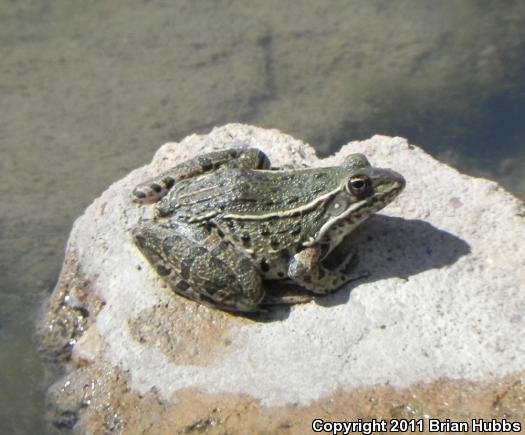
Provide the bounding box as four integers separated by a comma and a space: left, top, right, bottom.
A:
288, 246, 368, 294
260, 294, 313, 306
132, 148, 270, 203
132, 220, 265, 313
131, 174, 177, 204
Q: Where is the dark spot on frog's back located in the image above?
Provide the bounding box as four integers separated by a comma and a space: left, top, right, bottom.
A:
241, 233, 251, 246
151, 183, 162, 193
176, 280, 191, 291
260, 226, 271, 236
156, 265, 171, 276
180, 258, 194, 279
163, 176, 175, 189
200, 158, 213, 171
260, 259, 270, 272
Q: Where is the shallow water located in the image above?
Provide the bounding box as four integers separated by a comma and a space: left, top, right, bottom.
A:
1, 1, 524, 433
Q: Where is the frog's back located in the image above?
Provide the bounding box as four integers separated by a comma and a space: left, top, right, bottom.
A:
158, 166, 345, 220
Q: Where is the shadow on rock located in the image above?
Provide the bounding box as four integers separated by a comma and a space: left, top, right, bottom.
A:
233, 215, 470, 320
315, 215, 471, 307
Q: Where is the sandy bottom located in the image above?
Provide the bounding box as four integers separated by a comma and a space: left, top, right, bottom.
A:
50, 361, 524, 434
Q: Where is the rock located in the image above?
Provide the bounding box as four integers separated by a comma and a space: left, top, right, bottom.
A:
40, 124, 525, 434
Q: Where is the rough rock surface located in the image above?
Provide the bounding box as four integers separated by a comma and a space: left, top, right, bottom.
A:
40, 124, 525, 433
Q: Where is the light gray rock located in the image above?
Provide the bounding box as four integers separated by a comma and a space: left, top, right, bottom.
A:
41, 124, 525, 433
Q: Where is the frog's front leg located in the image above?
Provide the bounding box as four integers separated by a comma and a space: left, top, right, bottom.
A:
132, 148, 270, 203
132, 220, 264, 312
288, 246, 368, 294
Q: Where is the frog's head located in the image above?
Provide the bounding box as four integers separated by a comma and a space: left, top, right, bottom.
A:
306, 153, 405, 248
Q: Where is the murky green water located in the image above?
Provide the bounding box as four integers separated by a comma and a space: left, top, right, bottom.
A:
1, 0, 524, 433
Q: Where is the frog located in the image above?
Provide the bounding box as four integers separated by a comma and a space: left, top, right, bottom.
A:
131, 147, 405, 313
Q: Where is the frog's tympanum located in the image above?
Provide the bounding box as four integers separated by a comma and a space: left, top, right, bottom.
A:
131, 148, 405, 313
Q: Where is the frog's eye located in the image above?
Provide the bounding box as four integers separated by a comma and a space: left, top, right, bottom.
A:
346, 176, 369, 196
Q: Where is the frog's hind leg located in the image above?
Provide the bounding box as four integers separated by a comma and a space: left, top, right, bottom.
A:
132, 220, 265, 313
132, 148, 270, 203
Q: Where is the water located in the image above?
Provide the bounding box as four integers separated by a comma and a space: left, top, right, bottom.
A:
1, 1, 524, 433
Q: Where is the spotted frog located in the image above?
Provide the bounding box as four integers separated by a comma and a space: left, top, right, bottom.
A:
131, 148, 405, 313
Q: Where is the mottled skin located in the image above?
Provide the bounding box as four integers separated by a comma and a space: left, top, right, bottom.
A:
132, 148, 405, 313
